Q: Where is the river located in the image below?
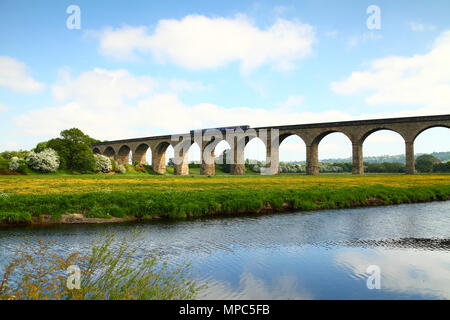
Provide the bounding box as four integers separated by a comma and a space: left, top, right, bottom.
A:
1, 201, 449, 299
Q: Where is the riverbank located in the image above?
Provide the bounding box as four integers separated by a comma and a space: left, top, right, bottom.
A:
0, 174, 449, 226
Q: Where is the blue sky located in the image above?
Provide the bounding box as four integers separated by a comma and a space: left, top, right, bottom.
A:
0, 0, 449, 161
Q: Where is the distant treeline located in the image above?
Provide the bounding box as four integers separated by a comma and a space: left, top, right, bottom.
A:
239, 154, 450, 174
318, 152, 450, 164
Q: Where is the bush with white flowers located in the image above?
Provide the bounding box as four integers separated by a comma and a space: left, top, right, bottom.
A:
25, 148, 60, 173
94, 154, 112, 173
9, 157, 21, 171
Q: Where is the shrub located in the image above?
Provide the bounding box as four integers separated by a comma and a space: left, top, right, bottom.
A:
0, 158, 10, 174
135, 163, 147, 173
107, 204, 127, 218
433, 161, 450, 173
25, 148, 60, 173
279, 162, 306, 173
416, 154, 441, 173
8, 157, 20, 171
365, 162, 405, 173
116, 164, 126, 174
8, 157, 27, 173
94, 154, 112, 173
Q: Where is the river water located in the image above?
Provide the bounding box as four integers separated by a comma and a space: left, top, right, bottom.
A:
1, 201, 449, 299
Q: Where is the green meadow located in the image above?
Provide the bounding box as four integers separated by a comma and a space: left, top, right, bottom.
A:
0, 172, 449, 224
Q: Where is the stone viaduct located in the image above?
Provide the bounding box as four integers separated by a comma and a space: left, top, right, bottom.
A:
91, 114, 450, 175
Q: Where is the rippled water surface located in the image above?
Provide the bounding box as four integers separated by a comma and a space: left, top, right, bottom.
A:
1, 201, 449, 299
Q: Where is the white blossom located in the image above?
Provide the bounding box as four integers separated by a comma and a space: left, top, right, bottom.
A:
94, 154, 112, 173
25, 148, 60, 173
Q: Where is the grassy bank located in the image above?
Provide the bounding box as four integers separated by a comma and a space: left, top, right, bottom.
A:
0, 174, 449, 224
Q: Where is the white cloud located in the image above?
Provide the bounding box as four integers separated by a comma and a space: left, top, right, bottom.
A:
410, 22, 436, 32
12, 66, 448, 158
51, 68, 157, 109
332, 30, 450, 114
335, 249, 450, 299
0, 102, 8, 112
14, 69, 352, 141
199, 272, 313, 299
167, 79, 207, 93
13, 67, 353, 142
94, 14, 316, 73
0, 56, 45, 93
276, 95, 304, 108
13, 91, 356, 142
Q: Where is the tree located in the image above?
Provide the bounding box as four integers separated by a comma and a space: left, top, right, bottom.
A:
8, 157, 27, 173
1, 150, 29, 160
433, 161, 450, 173
43, 128, 97, 172
415, 154, 441, 173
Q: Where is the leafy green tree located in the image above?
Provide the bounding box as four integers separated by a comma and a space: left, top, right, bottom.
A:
43, 128, 98, 172
415, 154, 441, 173
433, 161, 450, 173
0, 150, 29, 160
34, 141, 48, 153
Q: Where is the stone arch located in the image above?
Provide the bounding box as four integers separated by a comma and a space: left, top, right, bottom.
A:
278, 134, 307, 172
316, 131, 352, 157
245, 135, 266, 147
228, 128, 264, 150
93, 147, 101, 154
317, 131, 352, 172
244, 136, 267, 163
117, 145, 131, 165
304, 130, 352, 175
311, 130, 353, 146
359, 127, 405, 145
412, 124, 450, 142
152, 141, 172, 174
213, 140, 231, 165
155, 141, 171, 154
104, 146, 115, 159
414, 126, 450, 172
279, 132, 307, 145
196, 137, 228, 176
359, 127, 416, 174
188, 141, 201, 166
133, 143, 150, 165
362, 129, 405, 160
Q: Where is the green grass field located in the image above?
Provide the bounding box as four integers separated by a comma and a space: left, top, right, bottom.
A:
0, 172, 449, 224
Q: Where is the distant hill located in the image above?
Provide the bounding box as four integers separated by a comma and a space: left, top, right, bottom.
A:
320, 151, 450, 164
287, 152, 450, 164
